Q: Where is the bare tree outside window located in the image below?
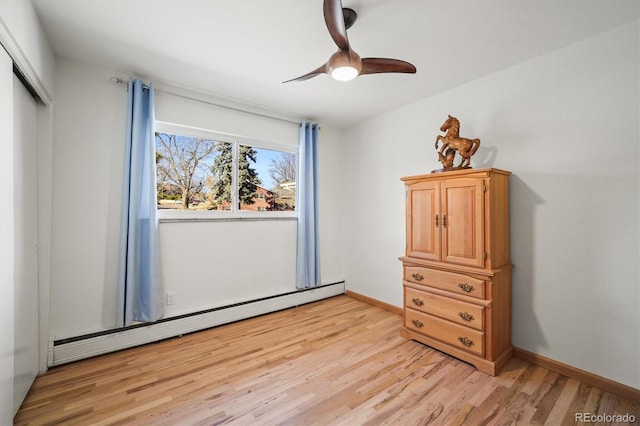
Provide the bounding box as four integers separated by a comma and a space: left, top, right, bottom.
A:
155, 133, 217, 209
268, 152, 296, 185
267, 152, 296, 211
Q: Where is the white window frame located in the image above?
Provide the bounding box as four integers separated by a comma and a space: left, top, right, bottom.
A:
155, 121, 297, 222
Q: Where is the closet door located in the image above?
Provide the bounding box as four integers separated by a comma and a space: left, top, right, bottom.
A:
0, 45, 16, 423
12, 71, 39, 415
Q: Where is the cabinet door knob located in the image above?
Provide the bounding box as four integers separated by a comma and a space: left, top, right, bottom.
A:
435, 214, 439, 228
458, 336, 474, 347
458, 283, 474, 293
411, 273, 424, 281
412, 298, 424, 307
442, 214, 446, 227
458, 312, 474, 322
411, 319, 424, 328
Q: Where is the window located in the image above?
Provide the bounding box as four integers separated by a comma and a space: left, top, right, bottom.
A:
155, 122, 297, 220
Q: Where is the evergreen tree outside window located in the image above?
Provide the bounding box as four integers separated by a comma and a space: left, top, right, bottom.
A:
208, 141, 234, 210
211, 144, 262, 210
237, 145, 262, 209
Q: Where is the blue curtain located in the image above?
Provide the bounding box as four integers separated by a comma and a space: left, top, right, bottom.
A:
296, 122, 321, 289
117, 79, 163, 327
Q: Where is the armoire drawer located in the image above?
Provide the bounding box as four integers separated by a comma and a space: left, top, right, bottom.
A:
404, 286, 484, 331
404, 266, 486, 299
404, 308, 485, 356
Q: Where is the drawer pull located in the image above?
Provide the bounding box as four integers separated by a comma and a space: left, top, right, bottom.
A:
458, 283, 474, 293
458, 336, 474, 347
411, 319, 424, 328
411, 298, 424, 307
458, 312, 474, 322
411, 273, 424, 282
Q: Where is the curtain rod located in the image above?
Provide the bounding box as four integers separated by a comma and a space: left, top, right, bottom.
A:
110, 76, 302, 126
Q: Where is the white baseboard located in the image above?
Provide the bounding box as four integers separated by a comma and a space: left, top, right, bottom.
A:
49, 283, 345, 367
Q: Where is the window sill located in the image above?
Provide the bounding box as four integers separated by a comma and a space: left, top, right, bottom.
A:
158, 210, 297, 223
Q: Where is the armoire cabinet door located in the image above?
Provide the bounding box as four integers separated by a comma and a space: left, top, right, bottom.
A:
441, 178, 485, 267
406, 181, 440, 261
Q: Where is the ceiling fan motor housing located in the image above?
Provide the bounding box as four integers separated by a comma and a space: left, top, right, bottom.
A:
342, 7, 357, 29
328, 49, 362, 81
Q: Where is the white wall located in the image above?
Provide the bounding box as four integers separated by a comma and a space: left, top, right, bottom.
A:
49, 57, 345, 338
316, 124, 345, 285
49, 58, 128, 337
341, 21, 639, 388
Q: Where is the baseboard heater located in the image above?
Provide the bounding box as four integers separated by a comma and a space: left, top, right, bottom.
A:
49, 281, 345, 367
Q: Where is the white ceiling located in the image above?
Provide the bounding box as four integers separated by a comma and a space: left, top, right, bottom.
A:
32, 0, 638, 128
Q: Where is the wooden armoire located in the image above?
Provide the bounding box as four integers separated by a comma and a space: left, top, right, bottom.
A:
400, 168, 512, 375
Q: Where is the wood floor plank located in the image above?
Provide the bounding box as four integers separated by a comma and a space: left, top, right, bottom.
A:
14, 295, 640, 425
544, 378, 581, 425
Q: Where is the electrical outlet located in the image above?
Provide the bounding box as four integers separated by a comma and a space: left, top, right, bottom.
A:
166, 292, 176, 305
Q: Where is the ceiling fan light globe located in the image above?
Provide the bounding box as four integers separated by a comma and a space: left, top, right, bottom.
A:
331, 66, 359, 81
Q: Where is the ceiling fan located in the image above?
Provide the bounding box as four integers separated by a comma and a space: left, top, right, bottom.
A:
284, 0, 417, 83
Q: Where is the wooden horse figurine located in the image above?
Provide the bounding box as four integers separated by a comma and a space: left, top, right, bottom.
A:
435, 115, 481, 168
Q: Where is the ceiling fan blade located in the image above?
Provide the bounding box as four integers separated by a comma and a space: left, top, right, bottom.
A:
360, 58, 417, 75
282, 64, 328, 83
324, 0, 350, 51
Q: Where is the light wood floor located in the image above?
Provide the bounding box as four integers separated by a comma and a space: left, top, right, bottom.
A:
15, 296, 639, 425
